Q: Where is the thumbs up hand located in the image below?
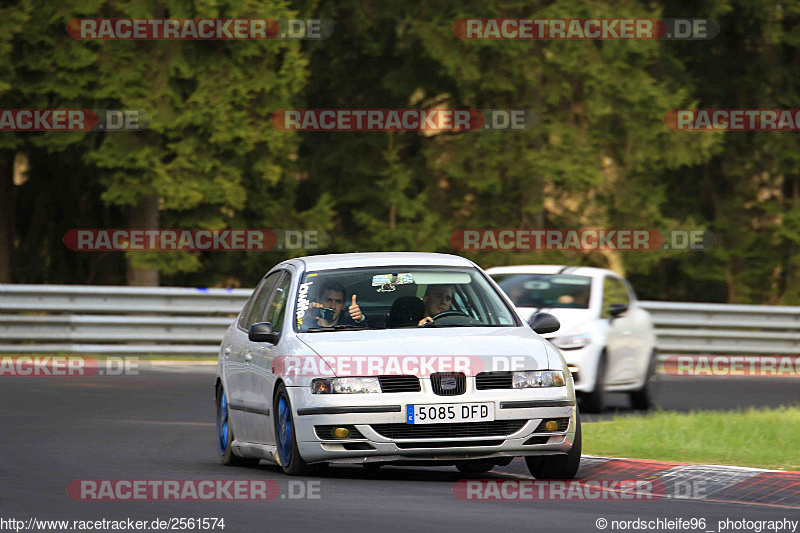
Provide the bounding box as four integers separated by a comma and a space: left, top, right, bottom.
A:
348, 294, 364, 323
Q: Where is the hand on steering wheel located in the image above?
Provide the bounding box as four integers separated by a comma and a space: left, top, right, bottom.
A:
418, 310, 470, 326
431, 310, 469, 320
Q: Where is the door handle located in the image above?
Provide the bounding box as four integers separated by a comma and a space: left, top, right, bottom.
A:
224, 346, 232, 359
244, 353, 253, 363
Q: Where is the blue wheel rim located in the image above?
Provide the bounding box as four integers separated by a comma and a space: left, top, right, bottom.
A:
276, 394, 294, 466
217, 389, 229, 454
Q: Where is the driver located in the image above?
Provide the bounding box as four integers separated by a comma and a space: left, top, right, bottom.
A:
417, 285, 454, 326
557, 286, 590, 307
308, 280, 366, 328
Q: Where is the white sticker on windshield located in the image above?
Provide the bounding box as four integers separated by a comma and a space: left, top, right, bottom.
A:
296, 281, 313, 327
371, 273, 414, 286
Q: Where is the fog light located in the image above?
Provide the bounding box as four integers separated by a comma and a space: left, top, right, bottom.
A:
545, 420, 559, 432
332, 427, 350, 439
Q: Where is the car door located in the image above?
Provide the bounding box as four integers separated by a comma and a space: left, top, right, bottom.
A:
601, 275, 636, 384
247, 269, 293, 445
225, 271, 281, 443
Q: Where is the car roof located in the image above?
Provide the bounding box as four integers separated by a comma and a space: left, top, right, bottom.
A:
484, 265, 618, 278
286, 252, 476, 272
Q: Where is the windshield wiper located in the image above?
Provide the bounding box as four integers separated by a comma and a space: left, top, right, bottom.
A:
306, 324, 368, 332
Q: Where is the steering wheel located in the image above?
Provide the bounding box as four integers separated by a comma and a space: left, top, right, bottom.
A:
431, 310, 471, 321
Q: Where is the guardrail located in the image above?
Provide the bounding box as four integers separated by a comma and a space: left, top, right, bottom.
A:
640, 301, 800, 357
1, 284, 797, 358
0, 284, 251, 356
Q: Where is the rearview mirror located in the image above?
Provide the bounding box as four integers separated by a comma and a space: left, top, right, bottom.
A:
529, 312, 560, 335
248, 322, 278, 343
608, 303, 629, 319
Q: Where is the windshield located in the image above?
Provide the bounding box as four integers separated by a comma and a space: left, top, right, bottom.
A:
295, 266, 517, 332
490, 274, 592, 309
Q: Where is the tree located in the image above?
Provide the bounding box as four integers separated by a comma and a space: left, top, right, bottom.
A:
1, 0, 309, 286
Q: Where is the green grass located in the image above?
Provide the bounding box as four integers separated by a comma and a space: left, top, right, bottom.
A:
583, 406, 800, 471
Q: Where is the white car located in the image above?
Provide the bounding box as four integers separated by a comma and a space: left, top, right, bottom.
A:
486, 265, 657, 412
216, 252, 581, 478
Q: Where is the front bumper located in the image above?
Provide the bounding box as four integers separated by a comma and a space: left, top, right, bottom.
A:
289, 378, 578, 464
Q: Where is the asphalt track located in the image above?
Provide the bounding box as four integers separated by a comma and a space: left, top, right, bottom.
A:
1, 366, 798, 533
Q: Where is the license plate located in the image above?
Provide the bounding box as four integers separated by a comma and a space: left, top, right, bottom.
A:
406, 403, 495, 424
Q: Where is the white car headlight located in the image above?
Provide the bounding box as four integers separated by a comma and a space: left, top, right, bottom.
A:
512, 370, 566, 388
311, 377, 381, 394
553, 329, 593, 350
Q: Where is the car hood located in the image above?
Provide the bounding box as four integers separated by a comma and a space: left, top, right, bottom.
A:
516, 307, 596, 340
296, 327, 551, 376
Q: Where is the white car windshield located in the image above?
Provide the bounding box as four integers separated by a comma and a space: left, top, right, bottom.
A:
491, 274, 592, 309
295, 266, 518, 331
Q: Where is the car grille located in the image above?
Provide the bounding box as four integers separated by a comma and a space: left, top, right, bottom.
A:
395, 439, 504, 449
430, 372, 466, 396
378, 375, 421, 393
533, 417, 570, 433
314, 425, 366, 440
370, 420, 526, 440
475, 371, 513, 390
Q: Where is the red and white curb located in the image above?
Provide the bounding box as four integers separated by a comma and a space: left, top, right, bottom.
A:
562, 456, 798, 508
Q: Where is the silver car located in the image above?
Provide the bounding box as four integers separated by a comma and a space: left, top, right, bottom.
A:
215, 252, 581, 478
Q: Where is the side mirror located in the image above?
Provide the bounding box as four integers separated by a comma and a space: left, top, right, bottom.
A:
529, 312, 560, 335
249, 322, 278, 343
608, 303, 629, 319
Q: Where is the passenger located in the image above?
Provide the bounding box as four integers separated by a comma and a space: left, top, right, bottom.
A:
417, 285, 454, 326
308, 280, 366, 327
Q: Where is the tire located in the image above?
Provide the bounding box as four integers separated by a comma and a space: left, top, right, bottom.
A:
581, 354, 606, 414
456, 461, 495, 474
630, 350, 657, 411
274, 383, 314, 476
216, 385, 260, 467
525, 411, 582, 479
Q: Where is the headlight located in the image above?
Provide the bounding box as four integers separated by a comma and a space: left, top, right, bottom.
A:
311, 377, 381, 394
512, 370, 566, 388
553, 329, 593, 350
